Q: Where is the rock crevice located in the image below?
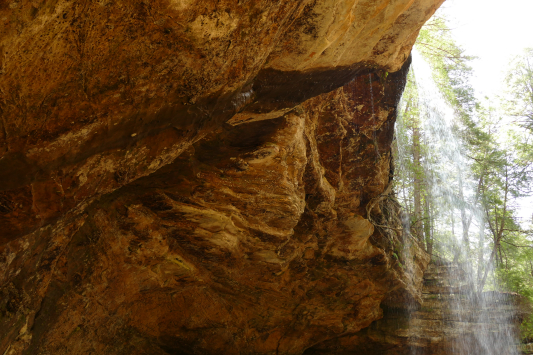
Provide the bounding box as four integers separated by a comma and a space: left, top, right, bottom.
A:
1, 0, 443, 354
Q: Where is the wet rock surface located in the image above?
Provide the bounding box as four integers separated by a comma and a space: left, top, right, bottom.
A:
0, 62, 428, 355
305, 262, 529, 355
0, 0, 444, 354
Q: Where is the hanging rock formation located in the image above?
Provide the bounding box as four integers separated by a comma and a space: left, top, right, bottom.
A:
1, 0, 443, 354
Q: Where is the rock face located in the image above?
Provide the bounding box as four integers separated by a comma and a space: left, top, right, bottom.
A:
305, 262, 529, 355
0, 0, 443, 354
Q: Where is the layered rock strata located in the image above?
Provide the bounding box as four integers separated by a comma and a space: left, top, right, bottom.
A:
0, 61, 431, 355
1, 0, 443, 354
0, 0, 443, 244
305, 262, 529, 354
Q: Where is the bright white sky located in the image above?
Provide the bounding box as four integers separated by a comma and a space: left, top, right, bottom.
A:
439, 0, 533, 225
440, 0, 533, 99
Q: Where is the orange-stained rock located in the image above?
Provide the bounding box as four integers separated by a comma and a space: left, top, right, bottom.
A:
0, 59, 428, 355
0, 0, 443, 354
0, 0, 442, 245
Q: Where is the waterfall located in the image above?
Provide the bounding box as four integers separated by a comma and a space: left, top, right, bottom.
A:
394, 50, 521, 354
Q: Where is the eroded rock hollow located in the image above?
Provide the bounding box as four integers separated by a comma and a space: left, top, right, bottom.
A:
0, 0, 444, 353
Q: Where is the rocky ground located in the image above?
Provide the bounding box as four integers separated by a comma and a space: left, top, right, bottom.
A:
305, 262, 530, 354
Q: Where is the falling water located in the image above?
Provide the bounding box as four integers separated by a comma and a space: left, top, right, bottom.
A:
394, 50, 521, 354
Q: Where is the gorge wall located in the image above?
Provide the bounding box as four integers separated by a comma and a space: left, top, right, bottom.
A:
1, 0, 443, 354
305, 262, 529, 354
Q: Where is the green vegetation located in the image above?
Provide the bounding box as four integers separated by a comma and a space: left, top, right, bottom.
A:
393, 13, 533, 339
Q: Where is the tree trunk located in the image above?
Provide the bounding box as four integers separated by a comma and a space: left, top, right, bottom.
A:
479, 165, 510, 292
476, 215, 485, 293
457, 167, 470, 254
413, 125, 423, 243
424, 195, 433, 256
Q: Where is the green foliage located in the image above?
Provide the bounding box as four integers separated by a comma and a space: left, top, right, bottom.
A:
394, 10, 533, 339
394, 13, 480, 258
416, 16, 477, 119
503, 49, 533, 195
505, 48, 533, 133
521, 315, 533, 343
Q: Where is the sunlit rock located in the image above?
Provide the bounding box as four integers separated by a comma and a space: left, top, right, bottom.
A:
0, 0, 445, 353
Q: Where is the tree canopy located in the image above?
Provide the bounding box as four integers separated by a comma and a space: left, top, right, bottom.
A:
393, 14, 533, 341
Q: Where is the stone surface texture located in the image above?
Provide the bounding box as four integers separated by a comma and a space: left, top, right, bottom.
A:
304, 262, 530, 355
0, 0, 444, 354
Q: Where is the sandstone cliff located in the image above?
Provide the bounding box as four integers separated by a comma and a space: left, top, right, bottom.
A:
305, 262, 529, 354
0, 0, 443, 354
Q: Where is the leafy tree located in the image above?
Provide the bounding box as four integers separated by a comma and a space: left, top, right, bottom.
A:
505, 48, 533, 133
394, 10, 533, 342
394, 13, 480, 262
503, 49, 533, 189
416, 15, 477, 119
396, 13, 533, 292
